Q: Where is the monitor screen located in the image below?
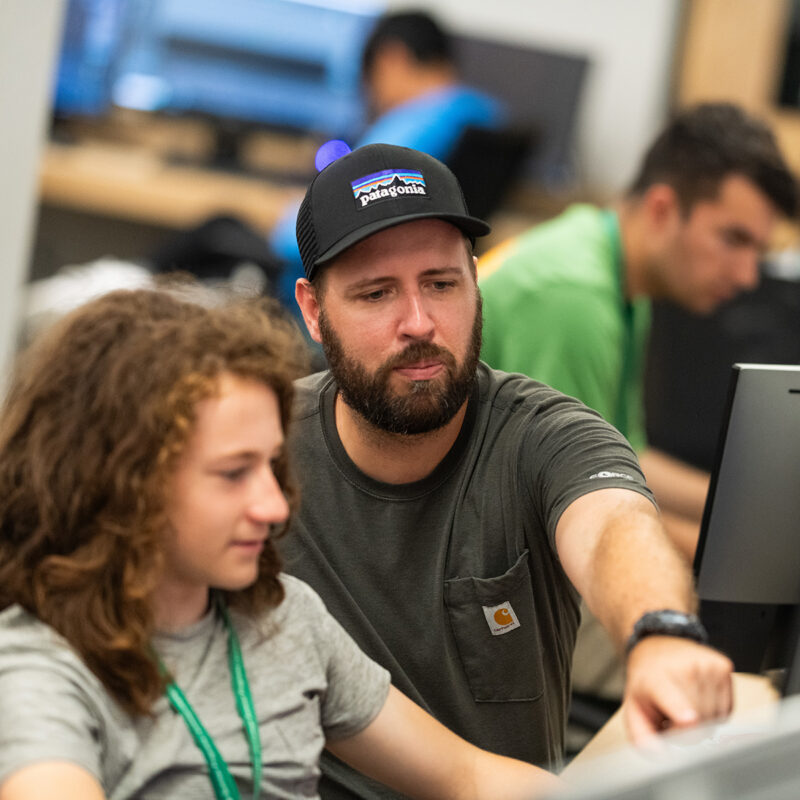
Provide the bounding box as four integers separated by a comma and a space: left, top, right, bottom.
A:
694, 363, 800, 677
110, 0, 383, 140
452, 34, 588, 188
51, 0, 130, 118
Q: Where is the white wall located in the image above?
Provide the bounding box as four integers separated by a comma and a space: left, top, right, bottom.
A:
386, 0, 684, 195
0, 0, 65, 392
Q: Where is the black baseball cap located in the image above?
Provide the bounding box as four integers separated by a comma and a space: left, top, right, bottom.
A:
295, 143, 491, 281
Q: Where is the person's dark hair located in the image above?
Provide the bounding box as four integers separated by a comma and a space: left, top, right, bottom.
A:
361, 10, 453, 79
0, 287, 309, 716
627, 102, 798, 217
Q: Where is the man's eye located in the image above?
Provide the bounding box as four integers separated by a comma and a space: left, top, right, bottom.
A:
720, 229, 749, 248
362, 289, 386, 301
431, 280, 455, 291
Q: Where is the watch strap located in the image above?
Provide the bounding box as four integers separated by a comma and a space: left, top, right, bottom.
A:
625, 609, 709, 656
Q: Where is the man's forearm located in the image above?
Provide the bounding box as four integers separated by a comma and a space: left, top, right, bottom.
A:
556, 489, 696, 650
556, 487, 733, 739
590, 514, 696, 649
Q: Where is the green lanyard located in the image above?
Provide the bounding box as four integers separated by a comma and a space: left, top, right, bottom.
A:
161, 600, 262, 800
601, 208, 635, 440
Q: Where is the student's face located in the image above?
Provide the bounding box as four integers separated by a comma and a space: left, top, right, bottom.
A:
299, 219, 482, 434
656, 174, 778, 314
161, 373, 289, 600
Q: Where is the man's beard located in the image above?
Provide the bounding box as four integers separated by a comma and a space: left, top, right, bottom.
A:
319, 297, 483, 436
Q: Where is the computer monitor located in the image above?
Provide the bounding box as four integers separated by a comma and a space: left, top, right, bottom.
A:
109, 0, 383, 167
694, 363, 800, 683
452, 34, 588, 188
51, 0, 130, 120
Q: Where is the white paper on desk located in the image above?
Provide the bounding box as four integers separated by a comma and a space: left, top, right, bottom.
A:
550, 695, 800, 800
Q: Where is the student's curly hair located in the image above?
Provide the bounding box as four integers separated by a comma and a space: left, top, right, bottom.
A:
0, 287, 310, 716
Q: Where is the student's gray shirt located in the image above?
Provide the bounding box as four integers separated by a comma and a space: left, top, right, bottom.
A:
0, 575, 390, 799
282, 363, 656, 797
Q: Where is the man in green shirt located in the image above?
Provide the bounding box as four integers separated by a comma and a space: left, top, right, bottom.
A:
479, 103, 797, 706
480, 102, 797, 560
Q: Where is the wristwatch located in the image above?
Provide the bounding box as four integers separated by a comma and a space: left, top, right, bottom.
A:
625, 609, 709, 656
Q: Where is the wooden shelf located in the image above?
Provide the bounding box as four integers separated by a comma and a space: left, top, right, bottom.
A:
38, 139, 305, 232
676, 0, 800, 177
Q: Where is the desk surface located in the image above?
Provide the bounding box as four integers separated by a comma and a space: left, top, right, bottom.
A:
39, 140, 306, 233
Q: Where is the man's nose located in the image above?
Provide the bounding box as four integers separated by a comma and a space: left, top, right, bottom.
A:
735, 250, 762, 291
397, 291, 435, 339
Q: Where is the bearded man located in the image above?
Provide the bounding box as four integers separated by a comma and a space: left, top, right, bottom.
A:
281, 143, 732, 799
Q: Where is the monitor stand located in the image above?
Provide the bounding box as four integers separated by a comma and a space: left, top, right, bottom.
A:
777, 605, 800, 696
164, 117, 316, 186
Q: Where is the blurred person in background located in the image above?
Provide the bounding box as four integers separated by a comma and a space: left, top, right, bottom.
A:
479, 102, 797, 709
356, 10, 504, 160
270, 9, 504, 308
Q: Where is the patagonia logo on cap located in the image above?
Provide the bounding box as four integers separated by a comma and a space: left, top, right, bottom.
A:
351, 168, 428, 210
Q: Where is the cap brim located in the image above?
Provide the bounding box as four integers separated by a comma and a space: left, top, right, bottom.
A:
314, 212, 491, 268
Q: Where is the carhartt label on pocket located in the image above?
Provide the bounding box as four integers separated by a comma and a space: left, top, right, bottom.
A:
482, 601, 521, 636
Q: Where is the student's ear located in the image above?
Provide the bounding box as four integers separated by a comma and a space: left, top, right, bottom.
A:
295, 279, 323, 343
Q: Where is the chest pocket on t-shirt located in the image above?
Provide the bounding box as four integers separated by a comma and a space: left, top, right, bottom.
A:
443, 550, 545, 702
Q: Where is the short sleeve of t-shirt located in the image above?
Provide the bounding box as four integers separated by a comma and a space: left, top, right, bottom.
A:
524, 392, 656, 549
482, 372, 656, 552
0, 606, 106, 788
281, 576, 391, 741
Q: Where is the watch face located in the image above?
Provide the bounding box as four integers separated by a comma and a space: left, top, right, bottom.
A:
640, 610, 697, 629
661, 611, 691, 625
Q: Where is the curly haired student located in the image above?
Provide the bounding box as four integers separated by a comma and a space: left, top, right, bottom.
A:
0, 288, 559, 800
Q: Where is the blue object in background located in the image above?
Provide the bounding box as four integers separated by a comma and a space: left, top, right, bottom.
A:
315, 139, 352, 172
111, 0, 382, 140
52, 0, 384, 140
357, 85, 504, 164
52, 0, 129, 117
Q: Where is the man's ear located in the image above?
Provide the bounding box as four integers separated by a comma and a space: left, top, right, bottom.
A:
376, 41, 415, 72
295, 279, 323, 344
642, 183, 683, 235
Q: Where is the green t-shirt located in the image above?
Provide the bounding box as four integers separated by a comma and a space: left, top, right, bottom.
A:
479, 204, 651, 452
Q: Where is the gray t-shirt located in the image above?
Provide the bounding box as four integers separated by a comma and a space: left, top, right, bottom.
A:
0, 575, 390, 799
281, 363, 656, 798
